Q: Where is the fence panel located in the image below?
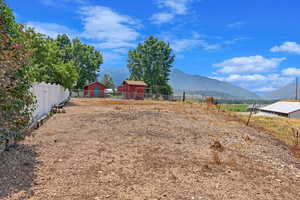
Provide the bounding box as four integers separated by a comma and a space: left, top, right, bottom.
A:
30, 82, 70, 121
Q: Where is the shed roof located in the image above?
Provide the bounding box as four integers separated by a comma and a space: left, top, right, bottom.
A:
124, 80, 147, 86
259, 102, 300, 114
84, 82, 105, 89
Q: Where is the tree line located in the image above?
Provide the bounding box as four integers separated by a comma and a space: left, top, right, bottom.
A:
0, 0, 175, 145
0, 0, 104, 146
28, 31, 103, 89
1, 0, 175, 93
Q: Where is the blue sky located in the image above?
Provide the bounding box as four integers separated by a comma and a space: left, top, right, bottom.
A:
6, 0, 300, 93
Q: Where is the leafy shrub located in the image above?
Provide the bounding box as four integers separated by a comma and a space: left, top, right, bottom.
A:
0, 0, 35, 143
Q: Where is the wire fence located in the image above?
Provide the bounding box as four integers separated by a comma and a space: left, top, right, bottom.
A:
71, 86, 221, 101
70, 89, 185, 101
70, 88, 276, 105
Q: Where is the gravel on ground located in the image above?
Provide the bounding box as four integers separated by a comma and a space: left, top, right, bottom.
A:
1, 98, 300, 200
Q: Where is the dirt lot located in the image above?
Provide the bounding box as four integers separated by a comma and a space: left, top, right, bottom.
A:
1, 98, 300, 200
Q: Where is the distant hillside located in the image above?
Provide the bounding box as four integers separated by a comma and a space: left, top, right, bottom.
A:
170, 69, 260, 99
262, 81, 299, 100
181, 90, 237, 99
98, 67, 260, 99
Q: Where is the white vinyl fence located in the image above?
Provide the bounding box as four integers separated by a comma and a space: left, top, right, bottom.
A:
30, 82, 70, 121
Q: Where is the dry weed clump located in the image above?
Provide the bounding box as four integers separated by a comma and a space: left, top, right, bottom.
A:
291, 128, 299, 147
114, 106, 122, 110
291, 147, 300, 158
202, 164, 212, 172
210, 141, 225, 152
244, 135, 254, 143
210, 141, 224, 165
212, 151, 222, 165
225, 157, 238, 168
291, 128, 300, 158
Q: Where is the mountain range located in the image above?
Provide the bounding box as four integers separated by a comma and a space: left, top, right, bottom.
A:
98, 67, 261, 99
262, 81, 299, 100
98, 66, 300, 100
169, 69, 261, 99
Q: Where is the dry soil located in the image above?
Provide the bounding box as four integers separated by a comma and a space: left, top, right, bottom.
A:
1, 98, 300, 200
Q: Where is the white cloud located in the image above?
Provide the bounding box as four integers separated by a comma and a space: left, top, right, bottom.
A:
92, 41, 135, 49
255, 87, 277, 92
202, 43, 221, 51
171, 39, 203, 52
203, 37, 248, 50
171, 39, 221, 52
160, 31, 247, 53
222, 37, 249, 45
79, 6, 141, 49
26, 21, 78, 38
267, 74, 294, 86
159, 31, 222, 52
102, 51, 124, 64
213, 73, 294, 93
151, 13, 175, 24
216, 74, 267, 82
282, 68, 300, 76
112, 48, 129, 54
214, 55, 286, 74
151, 0, 193, 24
157, 0, 190, 14
271, 42, 300, 54
227, 21, 245, 29
40, 0, 86, 6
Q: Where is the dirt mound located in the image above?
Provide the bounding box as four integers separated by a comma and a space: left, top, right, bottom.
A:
1, 98, 300, 200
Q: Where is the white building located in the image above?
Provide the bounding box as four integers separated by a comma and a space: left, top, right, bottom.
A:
258, 101, 300, 118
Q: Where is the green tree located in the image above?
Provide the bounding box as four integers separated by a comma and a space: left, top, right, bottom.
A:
64, 38, 103, 89
101, 74, 115, 89
28, 30, 78, 89
0, 0, 35, 148
127, 36, 174, 95
56, 34, 73, 63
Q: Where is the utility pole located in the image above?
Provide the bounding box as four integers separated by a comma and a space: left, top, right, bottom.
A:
296, 77, 298, 100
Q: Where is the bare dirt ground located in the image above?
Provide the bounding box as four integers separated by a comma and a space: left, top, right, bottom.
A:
1, 98, 300, 200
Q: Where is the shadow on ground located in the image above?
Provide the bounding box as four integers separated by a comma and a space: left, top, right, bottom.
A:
65, 101, 80, 107
0, 144, 37, 199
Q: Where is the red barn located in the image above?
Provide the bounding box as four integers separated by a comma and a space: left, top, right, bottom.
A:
121, 80, 147, 100
84, 82, 105, 97
117, 85, 125, 93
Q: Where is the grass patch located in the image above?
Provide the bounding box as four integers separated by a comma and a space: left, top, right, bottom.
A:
221, 104, 248, 112
234, 113, 300, 146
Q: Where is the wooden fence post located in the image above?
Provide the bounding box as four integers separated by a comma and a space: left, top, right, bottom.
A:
246, 102, 256, 126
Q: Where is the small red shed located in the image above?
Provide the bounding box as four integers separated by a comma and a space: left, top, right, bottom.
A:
117, 85, 125, 93
84, 82, 105, 97
122, 80, 147, 100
